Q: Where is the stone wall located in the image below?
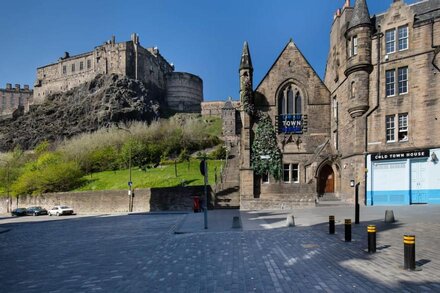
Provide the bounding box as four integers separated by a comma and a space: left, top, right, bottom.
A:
165, 72, 203, 112
0, 186, 213, 214
0, 83, 33, 117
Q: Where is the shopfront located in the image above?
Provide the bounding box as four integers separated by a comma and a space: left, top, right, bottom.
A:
366, 149, 440, 205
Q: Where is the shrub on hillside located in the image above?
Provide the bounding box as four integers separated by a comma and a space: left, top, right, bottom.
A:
210, 145, 228, 160
11, 152, 84, 195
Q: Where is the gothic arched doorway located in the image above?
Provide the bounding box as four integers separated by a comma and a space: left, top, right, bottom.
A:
318, 164, 334, 195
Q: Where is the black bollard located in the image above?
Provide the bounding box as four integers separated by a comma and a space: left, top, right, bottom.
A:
367, 225, 376, 253
345, 219, 352, 242
403, 235, 416, 270
329, 215, 335, 234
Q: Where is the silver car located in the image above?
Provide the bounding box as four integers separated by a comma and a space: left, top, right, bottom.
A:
48, 205, 74, 216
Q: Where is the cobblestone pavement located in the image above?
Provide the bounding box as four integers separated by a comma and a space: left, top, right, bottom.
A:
0, 206, 439, 292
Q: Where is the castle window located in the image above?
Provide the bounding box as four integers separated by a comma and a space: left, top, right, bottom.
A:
283, 163, 299, 183
351, 36, 358, 56
386, 69, 395, 97
71, 64, 75, 73
63, 65, 67, 75
87, 59, 92, 69
398, 25, 408, 51
332, 96, 338, 122
398, 67, 408, 94
386, 29, 396, 54
279, 85, 302, 115
80, 61, 84, 71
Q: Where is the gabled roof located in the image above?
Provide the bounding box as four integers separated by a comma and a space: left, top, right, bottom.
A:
255, 39, 327, 92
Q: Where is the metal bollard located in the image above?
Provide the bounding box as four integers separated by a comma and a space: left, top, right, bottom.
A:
345, 219, 352, 242
403, 235, 416, 270
329, 215, 335, 234
367, 225, 376, 253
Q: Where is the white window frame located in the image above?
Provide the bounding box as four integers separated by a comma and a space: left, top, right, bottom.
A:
283, 163, 299, 184
398, 67, 408, 94
352, 36, 358, 56
386, 69, 395, 97
385, 29, 396, 54
386, 115, 396, 143
398, 113, 408, 142
398, 25, 409, 51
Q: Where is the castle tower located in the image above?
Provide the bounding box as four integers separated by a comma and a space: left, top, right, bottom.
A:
239, 41, 255, 199
344, 0, 372, 118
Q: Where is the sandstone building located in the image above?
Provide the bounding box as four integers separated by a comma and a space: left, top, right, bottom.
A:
0, 83, 33, 119
34, 34, 203, 113
234, 0, 440, 209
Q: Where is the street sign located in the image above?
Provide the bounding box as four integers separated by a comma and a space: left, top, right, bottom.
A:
128, 181, 132, 187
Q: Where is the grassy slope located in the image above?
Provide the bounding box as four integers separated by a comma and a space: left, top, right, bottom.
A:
75, 159, 224, 191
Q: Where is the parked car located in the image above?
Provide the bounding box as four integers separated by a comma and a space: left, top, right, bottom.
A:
48, 206, 74, 216
26, 206, 48, 216
11, 208, 27, 217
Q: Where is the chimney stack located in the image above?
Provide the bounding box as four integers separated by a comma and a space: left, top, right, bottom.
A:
6, 83, 12, 90
15, 84, 20, 91
24, 85, 29, 90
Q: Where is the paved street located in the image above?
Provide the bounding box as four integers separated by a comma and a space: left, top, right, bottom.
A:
1, 206, 440, 292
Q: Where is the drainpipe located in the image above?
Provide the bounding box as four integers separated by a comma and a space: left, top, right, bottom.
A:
431, 19, 440, 72
364, 25, 382, 205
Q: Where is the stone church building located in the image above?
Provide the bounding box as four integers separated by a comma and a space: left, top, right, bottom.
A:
235, 0, 440, 209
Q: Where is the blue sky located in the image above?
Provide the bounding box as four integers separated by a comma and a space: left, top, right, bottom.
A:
0, 0, 419, 101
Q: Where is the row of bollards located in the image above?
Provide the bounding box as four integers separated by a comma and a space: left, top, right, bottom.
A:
328, 215, 418, 271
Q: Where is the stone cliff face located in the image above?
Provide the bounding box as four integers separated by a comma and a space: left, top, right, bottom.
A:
0, 74, 163, 151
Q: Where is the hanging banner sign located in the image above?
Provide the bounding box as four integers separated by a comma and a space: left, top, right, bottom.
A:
277, 114, 305, 134
370, 149, 429, 161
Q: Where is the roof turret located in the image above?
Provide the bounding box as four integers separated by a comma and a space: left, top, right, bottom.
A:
239, 42, 253, 71
348, 0, 371, 31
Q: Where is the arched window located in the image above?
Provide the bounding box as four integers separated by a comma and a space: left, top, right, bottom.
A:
279, 84, 302, 115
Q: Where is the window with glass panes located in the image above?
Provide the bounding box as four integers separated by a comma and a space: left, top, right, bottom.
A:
283, 164, 299, 183
398, 25, 408, 51
352, 36, 358, 56
398, 114, 408, 141
262, 172, 269, 184
71, 64, 75, 73
386, 29, 396, 54
386, 115, 395, 142
398, 67, 408, 94
386, 69, 395, 96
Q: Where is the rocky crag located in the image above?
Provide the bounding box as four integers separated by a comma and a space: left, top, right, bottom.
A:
0, 74, 163, 151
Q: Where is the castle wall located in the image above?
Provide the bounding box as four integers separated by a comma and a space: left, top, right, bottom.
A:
201, 101, 240, 116
0, 83, 33, 118
165, 72, 203, 112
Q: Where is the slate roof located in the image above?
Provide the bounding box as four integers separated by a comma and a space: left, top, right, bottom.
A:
239, 42, 253, 70
348, 0, 372, 30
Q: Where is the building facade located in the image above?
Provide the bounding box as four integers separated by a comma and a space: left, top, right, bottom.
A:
0, 83, 33, 119
237, 0, 440, 209
34, 34, 203, 113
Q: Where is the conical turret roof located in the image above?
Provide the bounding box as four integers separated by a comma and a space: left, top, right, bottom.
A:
239, 41, 253, 70
348, 0, 371, 30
